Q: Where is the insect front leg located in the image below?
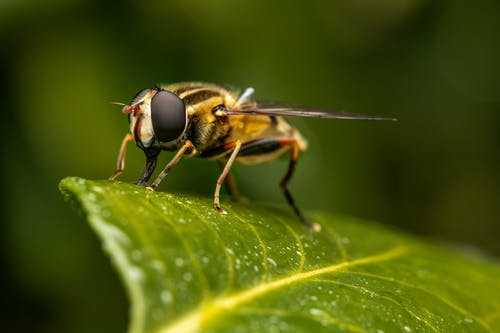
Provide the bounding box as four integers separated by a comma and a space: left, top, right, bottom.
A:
136, 148, 160, 186
214, 140, 242, 214
146, 140, 193, 191
279, 138, 321, 232
109, 133, 134, 180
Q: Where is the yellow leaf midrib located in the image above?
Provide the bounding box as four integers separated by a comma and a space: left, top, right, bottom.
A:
158, 246, 408, 333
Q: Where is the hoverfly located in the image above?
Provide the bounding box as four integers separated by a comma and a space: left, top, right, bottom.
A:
110, 82, 395, 231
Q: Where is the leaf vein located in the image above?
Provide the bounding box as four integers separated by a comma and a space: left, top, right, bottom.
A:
158, 246, 407, 333
145, 194, 211, 298
348, 270, 492, 331
228, 206, 270, 282
271, 213, 307, 272
167, 195, 237, 293
315, 278, 441, 333
238, 307, 366, 333
314, 214, 348, 262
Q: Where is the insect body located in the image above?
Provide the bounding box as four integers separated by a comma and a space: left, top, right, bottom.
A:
110, 82, 395, 231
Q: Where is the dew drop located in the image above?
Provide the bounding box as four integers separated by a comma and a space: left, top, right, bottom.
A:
128, 266, 143, 281
267, 258, 277, 266
403, 326, 412, 332
175, 257, 185, 267
309, 308, 327, 317
161, 290, 173, 304
183, 272, 193, 281
150, 260, 164, 271
92, 186, 104, 193
464, 318, 473, 324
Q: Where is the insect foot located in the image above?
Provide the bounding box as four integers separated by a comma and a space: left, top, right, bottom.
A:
215, 205, 228, 216
146, 186, 156, 192
311, 222, 322, 233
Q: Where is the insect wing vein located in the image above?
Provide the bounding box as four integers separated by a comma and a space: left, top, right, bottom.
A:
224, 105, 397, 121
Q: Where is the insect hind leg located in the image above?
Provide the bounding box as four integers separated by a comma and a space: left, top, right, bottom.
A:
279, 138, 321, 232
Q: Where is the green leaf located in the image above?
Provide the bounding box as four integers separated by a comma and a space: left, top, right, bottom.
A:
59, 177, 500, 333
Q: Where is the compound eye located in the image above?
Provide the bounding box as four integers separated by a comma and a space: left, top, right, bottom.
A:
131, 88, 151, 105
150, 90, 187, 142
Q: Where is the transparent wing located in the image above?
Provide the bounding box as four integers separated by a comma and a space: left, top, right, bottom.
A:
222, 102, 397, 121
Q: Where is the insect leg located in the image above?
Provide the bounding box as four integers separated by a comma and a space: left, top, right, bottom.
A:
136, 148, 161, 186
147, 140, 193, 191
279, 138, 321, 232
217, 159, 241, 201
109, 133, 134, 180
214, 140, 242, 214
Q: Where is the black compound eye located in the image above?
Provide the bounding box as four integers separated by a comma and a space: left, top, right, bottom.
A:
150, 90, 187, 142
131, 88, 151, 105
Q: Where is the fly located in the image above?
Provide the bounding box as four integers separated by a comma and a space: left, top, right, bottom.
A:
109, 82, 396, 231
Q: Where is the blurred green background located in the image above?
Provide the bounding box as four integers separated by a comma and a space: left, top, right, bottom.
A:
1, 0, 499, 332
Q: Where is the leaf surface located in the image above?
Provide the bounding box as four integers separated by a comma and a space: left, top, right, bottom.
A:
59, 177, 500, 333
